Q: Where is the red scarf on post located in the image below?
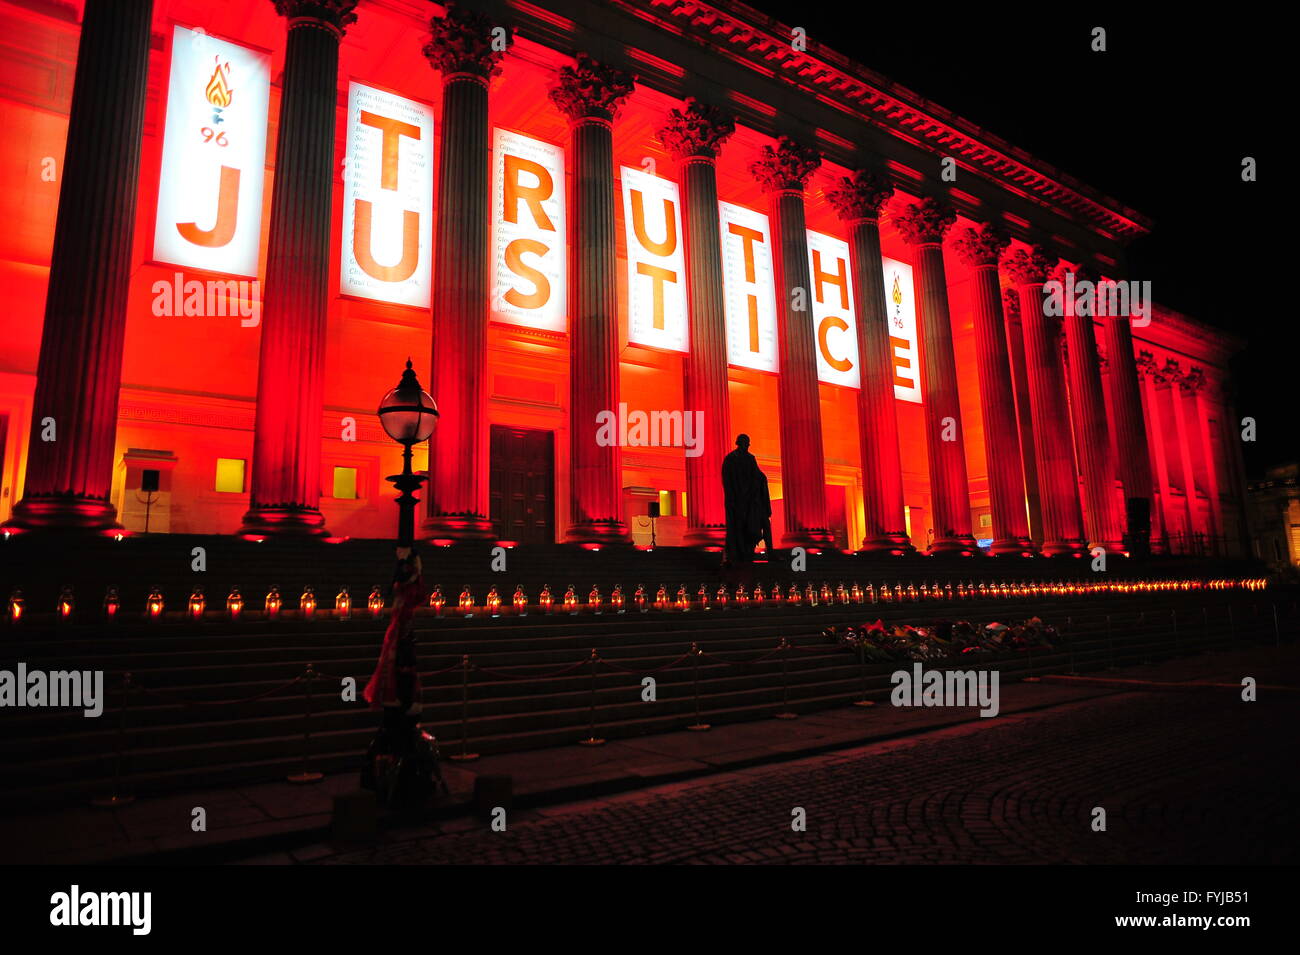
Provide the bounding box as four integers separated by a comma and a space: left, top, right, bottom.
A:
363, 577, 424, 710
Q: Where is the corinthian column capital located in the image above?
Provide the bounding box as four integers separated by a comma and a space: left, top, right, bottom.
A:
423, 1, 511, 81
893, 197, 957, 246
750, 136, 821, 194
658, 98, 735, 161
549, 53, 635, 124
1002, 287, 1020, 320
951, 222, 1010, 267
271, 0, 359, 35
1003, 244, 1057, 285
825, 169, 894, 222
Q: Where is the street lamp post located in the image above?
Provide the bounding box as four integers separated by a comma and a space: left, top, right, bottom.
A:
377, 359, 439, 546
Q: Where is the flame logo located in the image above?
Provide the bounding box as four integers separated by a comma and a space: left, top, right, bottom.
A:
205, 58, 233, 108
891, 273, 903, 306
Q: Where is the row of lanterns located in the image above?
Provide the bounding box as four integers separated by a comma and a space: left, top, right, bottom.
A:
4, 576, 1271, 624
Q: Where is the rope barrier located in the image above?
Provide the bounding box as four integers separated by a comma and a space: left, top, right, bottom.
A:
596, 650, 693, 675
471, 658, 592, 681
131, 673, 306, 708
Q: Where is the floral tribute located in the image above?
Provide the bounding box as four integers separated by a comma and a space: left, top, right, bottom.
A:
823, 617, 1058, 663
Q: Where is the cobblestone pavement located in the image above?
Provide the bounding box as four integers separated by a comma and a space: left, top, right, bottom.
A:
319, 690, 1300, 865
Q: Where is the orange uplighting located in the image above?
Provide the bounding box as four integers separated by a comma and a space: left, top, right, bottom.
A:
57, 586, 74, 620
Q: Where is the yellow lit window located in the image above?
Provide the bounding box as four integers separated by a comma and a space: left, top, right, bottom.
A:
333, 467, 358, 500
679, 491, 687, 519
214, 458, 246, 494
658, 489, 673, 517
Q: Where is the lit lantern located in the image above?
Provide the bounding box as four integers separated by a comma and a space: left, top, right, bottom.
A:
300, 586, 316, 619
185, 587, 204, 620
335, 586, 351, 620
540, 585, 554, 613
265, 586, 282, 620
753, 583, 765, 607
697, 584, 710, 611
906, 582, 917, 602
788, 584, 801, 605
977, 581, 988, 598
57, 585, 74, 620
999, 581, 1009, 598
513, 585, 528, 616
944, 582, 954, 601
487, 586, 502, 617
676, 584, 690, 612
368, 586, 384, 618
893, 582, 903, 603
460, 586, 475, 617
879, 582, 891, 603
147, 587, 165, 619
837, 583, 848, 605
864, 582, 875, 604
735, 585, 748, 607
563, 585, 579, 614
929, 582, 940, 601
852, 582, 864, 604
612, 585, 625, 613
717, 583, 728, 609
635, 584, 648, 613
820, 582, 832, 604
7, 588, 23, 624
654, 585, 668, 611
227, 586, 244, 620
588, 585, 602, 614
429, 585, 445, 616
103, 586, 120, 620
805, 583, 817, 606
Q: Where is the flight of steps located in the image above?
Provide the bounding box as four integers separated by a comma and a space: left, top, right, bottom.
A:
2, 574, 1288, 810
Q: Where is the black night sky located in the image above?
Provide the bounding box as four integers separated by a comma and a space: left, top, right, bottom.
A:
748, 4, 1290, 477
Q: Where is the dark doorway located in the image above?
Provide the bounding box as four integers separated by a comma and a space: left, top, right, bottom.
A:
490, 425, 554, 545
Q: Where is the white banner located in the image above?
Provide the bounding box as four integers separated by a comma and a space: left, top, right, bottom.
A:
882, 256, 922, 404
340, 82, 434, 307
718, 201, 778, 372
805, 230, 860, 388
621, 167, 688, 352
491, 128, 566, 333
153, 26, 271, 278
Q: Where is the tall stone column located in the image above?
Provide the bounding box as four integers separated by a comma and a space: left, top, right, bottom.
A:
1163, 359, 1205, 553
1100, 298, 1155, 554
1136, 351, 1173, 553
1003, 246, 1085, 557
1182, 368, 1224, 554
825, 171, 910, 553
5, 0, 154, 532
1058, 265, 1123, 551
239, 0, 359, 538
893, 198, 976, 555
550, 54, 634, 545
951, 224, 1035, 555
1002, 289, 1045, 543
421, 4, 509, 541
659, 99, 735, 548
751, 138, 831, 548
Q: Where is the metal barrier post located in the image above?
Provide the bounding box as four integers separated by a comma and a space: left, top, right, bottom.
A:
449, 654, 479, 762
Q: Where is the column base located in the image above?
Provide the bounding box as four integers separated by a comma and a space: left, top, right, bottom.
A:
423, 513, 497, 543
3, 495, 121, 532
683, 524, 727, 549
780, 527, 835, 551
1039, 538, 1088, 558
238, 505, 329, 539
990, 536, 1038, 557
928, 534, 980, 556
565, 519, 631, 547
857, 532, 915, 556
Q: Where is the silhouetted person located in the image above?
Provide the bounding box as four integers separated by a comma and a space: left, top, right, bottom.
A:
722, 434, 762, 566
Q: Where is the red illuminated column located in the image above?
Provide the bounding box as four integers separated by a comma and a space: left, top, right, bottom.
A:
951, 224, 1035, 555
659, 99, 735, 548
1182, 368, 1224, 554
1003, 246, 1085, 557
1058, 265, 1123, 552
1100, 300, 1156, 553
751, 138, 832, 548
1136, 351, 1174, 553
421, 5, 510, 542
1002, 289, 1045, 543
1164, 359, 1208, 552
550, 55, 634, 545
4, 0, 154, 532
239, 0, 360, 538
825, 170, 910, 553
893, 198, 976, 555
